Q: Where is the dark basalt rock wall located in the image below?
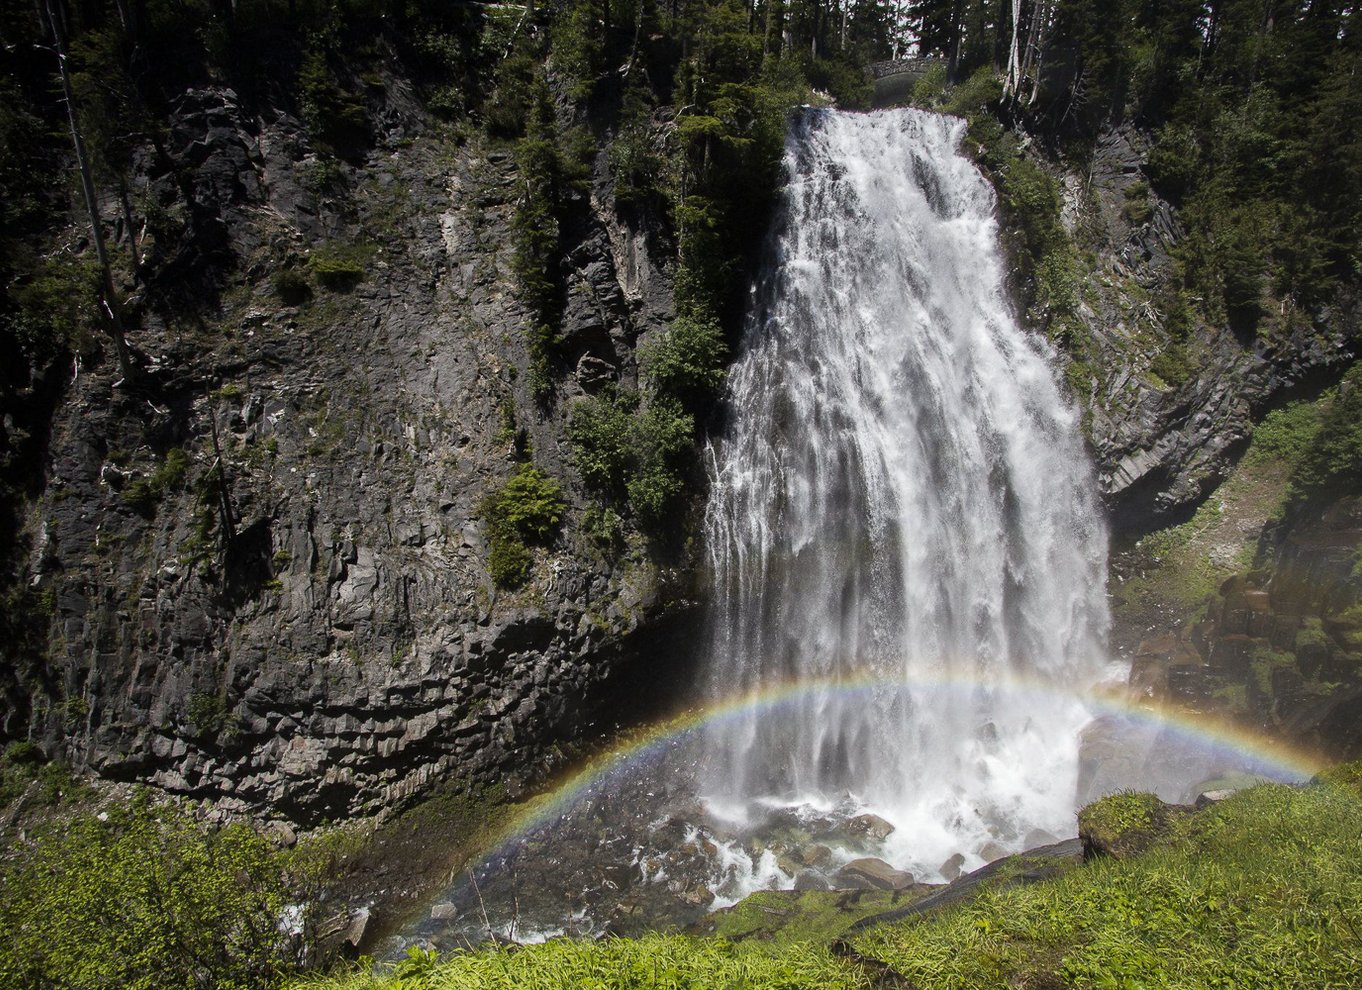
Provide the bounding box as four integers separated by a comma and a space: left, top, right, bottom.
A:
9, 84, 700, 824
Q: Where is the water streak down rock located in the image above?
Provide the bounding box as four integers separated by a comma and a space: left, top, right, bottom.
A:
699, 109, 1111, 876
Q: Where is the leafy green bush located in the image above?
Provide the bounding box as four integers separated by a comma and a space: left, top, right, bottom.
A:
1244, 399, 1322, 470
486, 537, 533, 589
479, 465, 565, 589
625, 399, 695, 528
1, 742, 61, 806
569, 391, 695, 532
643, 315, 729, 414
486, 466, 564, 541
581, 503, 624, 553
3, 740, 41, 766
0, 753, 82, 808
5, 253, 101, 363
0, 795, 305, 990
550, 0, 606, 102
944, 65, 1004, 118
568, 390, 638, 498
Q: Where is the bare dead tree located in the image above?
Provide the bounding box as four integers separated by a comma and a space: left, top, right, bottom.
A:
42, 0, 136, 384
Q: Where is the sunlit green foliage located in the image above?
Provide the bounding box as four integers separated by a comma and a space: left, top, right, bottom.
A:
855, 782, 1362, 990
1244, 398, 1325, 471
0, 794, 303, 990
569, 389, 695, 533
642, 314, 729, 415
479, 465, 565, 588
121, 447, 191, 516
290, 931, 863, 990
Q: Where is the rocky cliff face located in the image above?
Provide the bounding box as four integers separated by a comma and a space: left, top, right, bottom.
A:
1123, 494, 1362, 759
12, 83, 699, 824
1043, 125, 1361, 757
1054, 127, 1358, 534
7, 87, 1359, 824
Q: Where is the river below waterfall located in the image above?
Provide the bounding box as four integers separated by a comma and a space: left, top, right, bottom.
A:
387, 108, 1295, 951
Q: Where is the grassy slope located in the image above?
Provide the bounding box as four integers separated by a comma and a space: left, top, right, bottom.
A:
292, 776, 1362, 989
1112, 395, 1325, 628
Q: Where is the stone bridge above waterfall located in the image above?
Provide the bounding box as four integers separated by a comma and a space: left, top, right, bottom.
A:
870, 57, 943, 107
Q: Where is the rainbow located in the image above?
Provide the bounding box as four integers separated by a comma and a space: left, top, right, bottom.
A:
452, 670, 1327, 879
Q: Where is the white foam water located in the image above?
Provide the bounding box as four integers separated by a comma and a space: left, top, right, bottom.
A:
699, 107, 1110, 880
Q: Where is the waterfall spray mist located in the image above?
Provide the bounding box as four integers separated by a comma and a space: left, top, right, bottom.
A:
699, 107, 1111, 876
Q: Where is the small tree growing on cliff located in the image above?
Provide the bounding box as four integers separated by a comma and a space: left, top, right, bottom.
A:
479, 465, 565, 588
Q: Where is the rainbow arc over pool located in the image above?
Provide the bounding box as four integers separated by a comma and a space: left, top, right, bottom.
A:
465, 674, 1321, 874
395, 107, 1323, 946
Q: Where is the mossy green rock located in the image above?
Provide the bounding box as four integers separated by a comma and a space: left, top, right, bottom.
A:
1077, 791, 1192, 861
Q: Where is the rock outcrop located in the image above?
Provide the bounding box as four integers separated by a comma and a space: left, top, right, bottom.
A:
1125, 495, 1362, 756
1058, 127, 1358, 533
10, 83, 700, 824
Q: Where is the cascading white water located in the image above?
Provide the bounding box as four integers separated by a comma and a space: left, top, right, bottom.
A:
700, 107, 1111, 878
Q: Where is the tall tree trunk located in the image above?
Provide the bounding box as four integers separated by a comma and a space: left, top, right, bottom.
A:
117, 177, 142, 275
44, 0, 136, 384
947, 0, 965, 80
1021, 0, 1050, 105
764, 0, 785, 59
1005, 0, 1024, 95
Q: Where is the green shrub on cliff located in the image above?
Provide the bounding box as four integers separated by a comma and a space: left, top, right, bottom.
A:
1290, 367, 1362, 503
569, 390, 695, 535
122, 447, 191, 516
479, 465, 565, 588
643, 315, 729, 416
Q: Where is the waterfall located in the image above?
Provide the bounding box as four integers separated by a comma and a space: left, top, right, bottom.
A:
699, 108, 1111, 877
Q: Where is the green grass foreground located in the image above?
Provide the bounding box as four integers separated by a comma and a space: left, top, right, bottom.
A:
297, 778, 1362, 989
